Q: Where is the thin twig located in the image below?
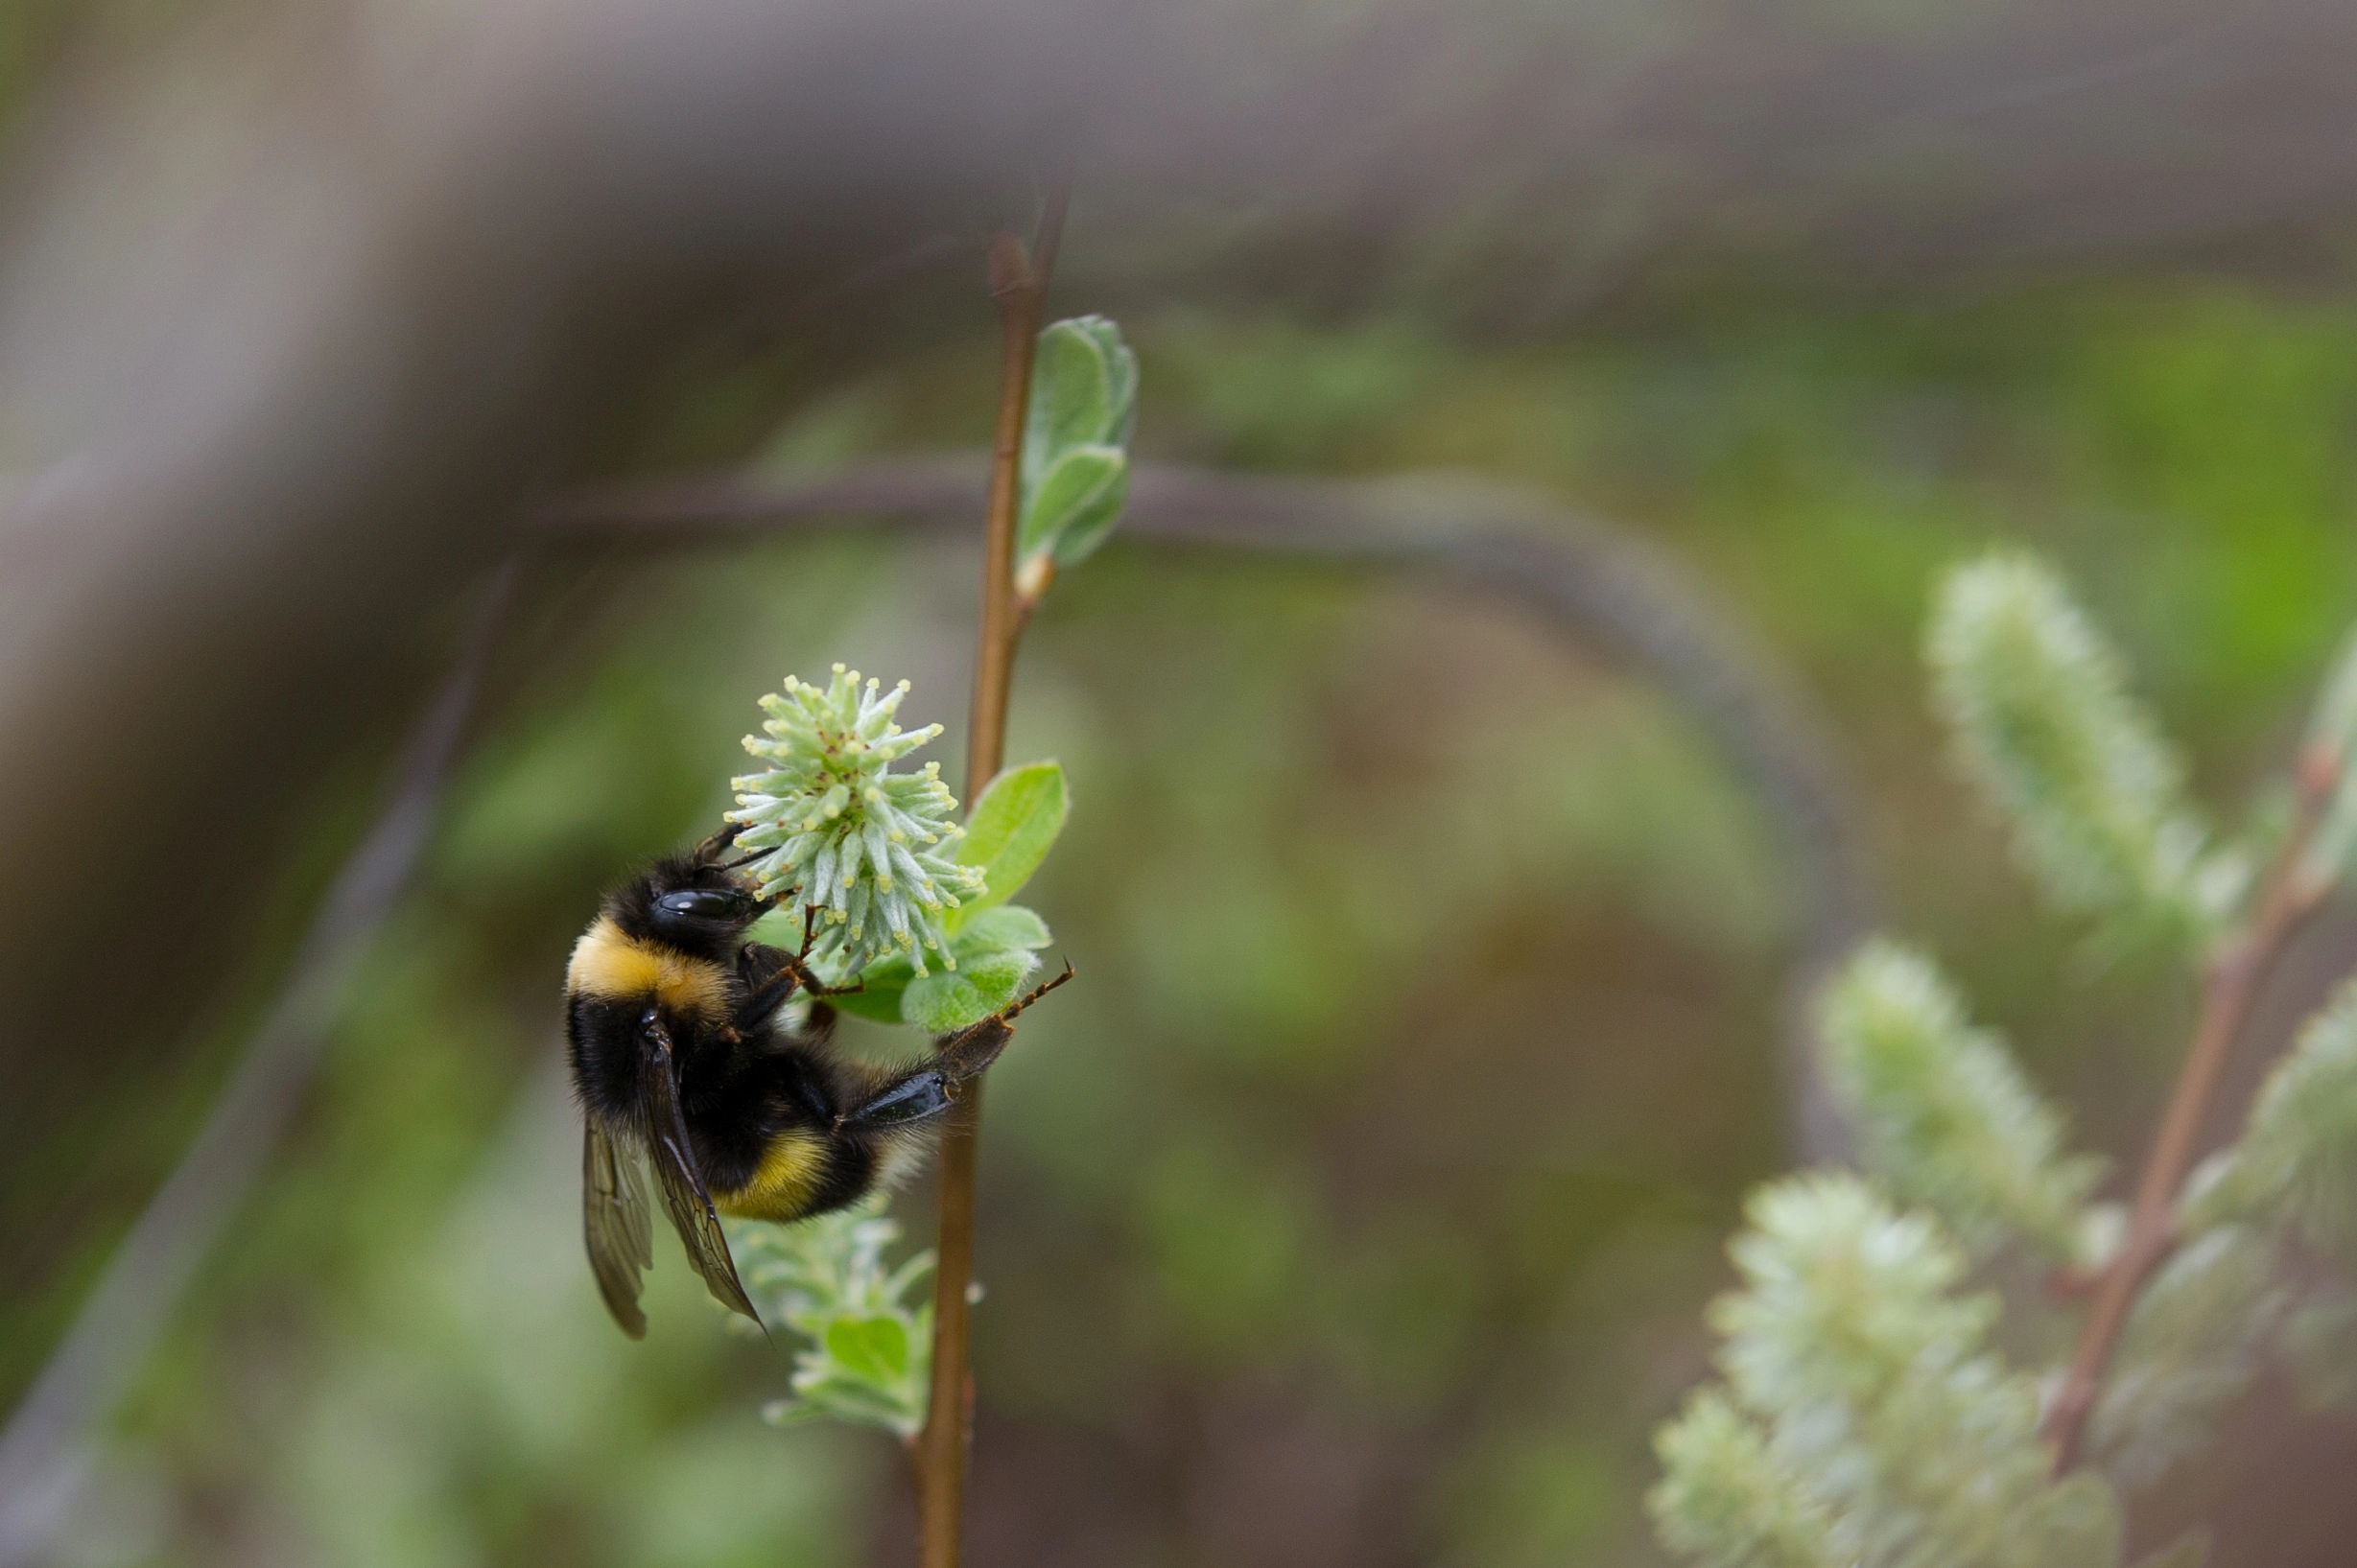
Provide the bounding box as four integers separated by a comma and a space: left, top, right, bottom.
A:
0, 556, 520, 1568
2042, 742, 2341, 1473
916, 177, 1070, 1568
525, 456, 1872, 1160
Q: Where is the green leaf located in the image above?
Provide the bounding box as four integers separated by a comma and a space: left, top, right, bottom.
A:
949, 761, 1068, 930
1818, 940, 2100, 1259
826, 964, 910, 1023
2088, 1226, 2284, 1489
1649, 1391, 1839, 1568
1688, 1173, 2099, 1567
2301, 625, 2357, 888
956, 903, 1051, 952
1017, 316, 1137, 574
728, 1201, 935, 1438
745, 907, 805, 950
790, 1371, 923, 1435
2188, 976, 2357, 1262
1018, 445, 1127, 564
2024, 1474, 2123, 1568
1025, 320, 1116, 471
2277, 1289, 2357, 1411
1096, 325, 1138, 441
2305, 623, 2357, 764
1049, 452, 1130, 568
828, 906, 1051, 1026
1926, 552, 2235, 948
760, 1398, 824, 1428
902, 948, 1038, 1033
822, 1314, 909, 1383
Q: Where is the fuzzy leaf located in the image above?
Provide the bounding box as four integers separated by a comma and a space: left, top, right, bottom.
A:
2276, 1289, 2357, 1412
955, 903, 1051, 952
1926, 553, 2233, 947
784, 1371, 922, 1434
1650, 1392, 1839, 1568
1018, 316, 1137, 572
760, 1398, 825, 1428
824, 901, 1055, 1023
1020, 445, 1130, 567
2299, 624, 2357, 888
825, 968, 911, 1024
822, 1315, 909, 1383
2186, 977, 2357, 1263
722, 1200, 935, 1438
949, 761, 1069, 930
2089, 1226, 2284, 1490
901, 947, 1039, 1033
2304, 623, 2357, 765
1025, 320, 1120, 463
1670, 1172, 2122, 1568
1818, 940, 2099, 1259
2024, 1475, 2124, 1568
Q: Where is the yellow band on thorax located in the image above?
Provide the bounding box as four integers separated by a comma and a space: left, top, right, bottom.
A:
566, 917, 732, 1018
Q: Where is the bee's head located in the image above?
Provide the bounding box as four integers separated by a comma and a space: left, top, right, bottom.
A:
622, 856, 764, 959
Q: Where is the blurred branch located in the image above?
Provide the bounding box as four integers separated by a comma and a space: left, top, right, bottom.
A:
2042, 742, 2341, 1473
529, 457, 1874, 1160
0, 557, 518, 1568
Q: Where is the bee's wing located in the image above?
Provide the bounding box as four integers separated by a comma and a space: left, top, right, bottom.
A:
638, 1011, 765, 1329
582, 1118, 653, 1339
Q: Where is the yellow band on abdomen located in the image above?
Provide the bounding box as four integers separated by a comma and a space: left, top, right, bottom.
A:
713, 1130, 829, 1222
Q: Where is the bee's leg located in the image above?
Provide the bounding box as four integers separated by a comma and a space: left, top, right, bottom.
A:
801, 1000, 839, 1049
936, 959, 1074, 1067
881, 960, 1079, 1098
837, 1067, 955, 1131
832, 965, 1072, 1133
736, 949, 841, 1046
731, 936, 860, 1034
689, 821, 747, 865
786, 907, 865, 998
768, 1042, 841, 1127
731, 948, 809, 1032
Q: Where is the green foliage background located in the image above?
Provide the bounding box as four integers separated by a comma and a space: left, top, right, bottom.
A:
13, 277, 2357, 1565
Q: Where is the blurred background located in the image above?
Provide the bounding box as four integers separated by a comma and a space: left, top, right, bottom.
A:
5, 0, 2357, 1563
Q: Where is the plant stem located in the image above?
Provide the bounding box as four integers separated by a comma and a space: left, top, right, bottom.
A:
914, 178, 1069, 1568
2044, 743, 2341, 1472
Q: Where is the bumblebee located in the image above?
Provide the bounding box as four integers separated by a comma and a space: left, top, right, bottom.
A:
564, 824, 1071, 1337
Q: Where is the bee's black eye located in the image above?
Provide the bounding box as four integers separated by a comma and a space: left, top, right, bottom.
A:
657, 890, 744, 921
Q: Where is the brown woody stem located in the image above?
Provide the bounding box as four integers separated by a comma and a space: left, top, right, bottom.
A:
912, 176, 1069, 1568
2043, 742, 2340, 1473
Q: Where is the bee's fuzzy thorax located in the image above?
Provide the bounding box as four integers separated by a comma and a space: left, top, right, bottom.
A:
564, 915, 733, 1019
